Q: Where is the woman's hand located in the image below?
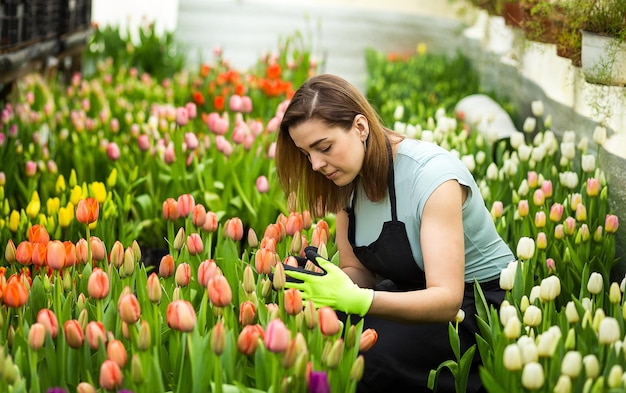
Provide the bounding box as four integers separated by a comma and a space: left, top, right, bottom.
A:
284, 247, 374, 317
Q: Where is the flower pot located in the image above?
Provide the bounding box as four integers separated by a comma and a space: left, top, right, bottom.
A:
581, 30, 626, 86
503, 2, 523, 28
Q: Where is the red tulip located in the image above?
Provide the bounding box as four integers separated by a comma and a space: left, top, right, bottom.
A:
208, 275, 232, 307
99, 359, 123, 391
88, 268, 110, 300
76, 198, 99, 225
166, 299, 196, 332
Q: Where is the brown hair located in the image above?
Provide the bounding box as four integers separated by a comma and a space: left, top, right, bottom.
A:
276, 74, 395, 217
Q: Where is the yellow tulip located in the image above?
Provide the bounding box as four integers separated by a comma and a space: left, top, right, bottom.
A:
58, 204, 75, 228
69, 169, 77, 188
107, 168, 118, 188
9, 210, 20, 232
90, 182, 107, 204
55, 175, 66, 194
26, 194, 41, 219
70, 185, 84, 206
46, 197, 61, 215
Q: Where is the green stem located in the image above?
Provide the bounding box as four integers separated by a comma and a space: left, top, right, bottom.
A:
214, 353, 223, 393
175, 332, 187, 393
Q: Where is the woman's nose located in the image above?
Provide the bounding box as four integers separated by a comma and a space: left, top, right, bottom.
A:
309, 153, 325, 172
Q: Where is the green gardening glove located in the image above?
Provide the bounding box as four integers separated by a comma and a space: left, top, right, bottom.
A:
283, 247, 374, 317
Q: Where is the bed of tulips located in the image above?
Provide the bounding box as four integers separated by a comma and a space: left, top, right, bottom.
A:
0, 22, 624, 392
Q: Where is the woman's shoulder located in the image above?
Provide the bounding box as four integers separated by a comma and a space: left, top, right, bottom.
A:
396, 138, 452, 164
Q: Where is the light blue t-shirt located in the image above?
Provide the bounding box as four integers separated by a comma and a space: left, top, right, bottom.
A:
352, 138, 514, 282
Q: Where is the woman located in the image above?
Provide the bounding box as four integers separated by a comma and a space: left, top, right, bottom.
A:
275, 74, 514, 392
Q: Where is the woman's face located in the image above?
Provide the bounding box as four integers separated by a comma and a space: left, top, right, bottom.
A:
289, 117, 367, 186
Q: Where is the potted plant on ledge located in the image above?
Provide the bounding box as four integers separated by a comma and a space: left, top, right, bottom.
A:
580, 0, 626, 86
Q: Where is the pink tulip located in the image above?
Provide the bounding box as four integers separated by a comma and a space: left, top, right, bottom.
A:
106, 142, 120, 161
185, 132, 199, 150
25, 160, 37, 177
549, 203, 564, 222
224, 217, 244, 241
586, 178, 600, 197
88, 268, 110, 300
162, 198, 179, 221
541, 180, 553, 198
177, 194, 195, 217
256, 175, 269, 193
264, 319, 290, 353
159, 254, 175, 278
318, 307, 341, 336
238, 324, 263, 356
517, 200, 529, 218
29, 323, 46, 350
37, 308, 59, 338
202, 211, 218, 232
197, 259, 220, 287
239, 301, 257, 326
605, 214, 619, 233
86, 321, 107, 350
175, 107, 189, 126
186, 102, 197, 119
46, 240, 66, 270
186, 233, 204, 256
99, 359, 123, 391
137, 134, 150, 151
118, 292, 141, 324
64, 320, 84, 348
107, 339, 128, 368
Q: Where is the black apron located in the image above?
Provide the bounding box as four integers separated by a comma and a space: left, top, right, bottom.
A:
345, 142, 504, 393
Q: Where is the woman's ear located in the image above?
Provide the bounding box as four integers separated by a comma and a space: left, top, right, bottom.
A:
354, 114, 369, 140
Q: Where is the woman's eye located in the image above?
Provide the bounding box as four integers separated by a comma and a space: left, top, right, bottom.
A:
320, 145, 331, 153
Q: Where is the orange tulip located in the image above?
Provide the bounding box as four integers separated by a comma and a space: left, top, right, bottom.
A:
28, 224, 50, 244
254, 248, 279, 275
162, 198, 179, 221
28, 322, 46, 350
223, 217, 244, 241
64, 241, 77, 267
166, 299, 196, 332
107, 339, 128, 368
285, 212, 304, 236
109, 240, 125, 268
239, 301, 256, 326
86, 321, 107, 350
76, 198, 99, 225
207, 274, 232, 307
37, 308, 59, 339
75, 238, 89, 264
263, 223, 281, 242
177, 194, 195, 217
3, 277, 28, 307
31, 242, 47, 267
46, 240, 66, 270
146, 273, 162, 304
90, 236, 106, 262
15, 240, 33, 266
238, 324, 263, 356
318, 307, 340, 336
202, 211, 218, 232
358, 328, 378, 352
118, 292, 141, 324
76, 382, 97, 393
311, 223, 329, 248
99, 359, 123, 391
88, 268, 110, 300
159, 254, 175, 278
284, 288, 304, 316
186, 233, 204, 256
64, 319, 84, 348
197, 259, 220, 287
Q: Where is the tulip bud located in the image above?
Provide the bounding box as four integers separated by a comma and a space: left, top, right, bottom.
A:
553, 375, 572, 393
517, 199, 529, 218
137, 320, 151, 351
147, 273, 162, 304
76, 382, 97, 393
523, 305, 542, 327
99, 359, 123, 391
503, 344, 522, 371
609, 282, 621, 304
565, 301, 580, 324
598, 317, 620, 344
28, 323, 46, 350
608, 365, 623, 388
539, 275, 561, 302
175, 262, 191, 287
242, 264, 256, 295
521, 362, 544, 390
561, 351, 582, 378
211, 321, 226, 356
564, 327, 576, 350
605, 214, 619, 233
516, 237, 535, 260
587, 272, 604, 295
499, 265, 516, 291
261, 278, 272, 300
319, 307, 341, 336
265, 319, 290, 353
173, 227, 185, 250
350, 355, 365, 382
592, 308, 605, 332
131, 353, 145, 384
504, 316, 521, 340
107, 339, 128, 368
159, 254, 175, 278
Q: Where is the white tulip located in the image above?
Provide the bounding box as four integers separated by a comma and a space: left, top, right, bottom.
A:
561, 351, 582, 378
421, 130, 434, 143
523, 117, 537, 133
587, 272, 604, 295
581, 154, 596, 173
393, 105, 404, 121
461, 155, 476, 172
504, 316, 522, 340
531, 100, 544, 117
523, 305, 542, 327
510, 132, 525, 149
486, 162, 499, 180
565, 301, 580, 324
500, 304, 518, 326
521, 362, 544, 390
529, 285, 542, 304
560, 141, 576, 160
598, 317, 620, 345
539, 275, 561, 302
553, 375, 572, 393
499, 266, 516, 291
593, 126, 607, 146
583, 354, 599, 378
503, 344, 523, 371
562, 130, 577, 143
516, 237, 535, 260
608, 365, 623, 388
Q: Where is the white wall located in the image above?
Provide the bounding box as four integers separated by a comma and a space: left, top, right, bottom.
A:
91, 0, 180, 36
